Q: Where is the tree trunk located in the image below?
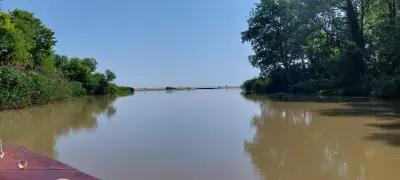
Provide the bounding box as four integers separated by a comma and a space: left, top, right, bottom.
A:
387, 0, 396, 25
345, 0, 366, 51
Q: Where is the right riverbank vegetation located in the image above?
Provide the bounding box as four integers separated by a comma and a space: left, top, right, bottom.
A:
241, 0, 400, 99
0, 9, 133, 110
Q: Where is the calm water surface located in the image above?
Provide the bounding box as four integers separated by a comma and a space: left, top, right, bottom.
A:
1, 89, 400, 180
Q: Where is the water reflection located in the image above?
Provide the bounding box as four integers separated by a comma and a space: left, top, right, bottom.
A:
318, 102, 400, 147
258, 101, 313, 126
0, 96, 117, 157
245, 99, 400, 180
2, 90, 400, 180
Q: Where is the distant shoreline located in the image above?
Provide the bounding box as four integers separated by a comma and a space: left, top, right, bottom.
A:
135, 86, 240, 91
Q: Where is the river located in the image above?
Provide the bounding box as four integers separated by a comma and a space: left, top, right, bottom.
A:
1, 89, 400, 180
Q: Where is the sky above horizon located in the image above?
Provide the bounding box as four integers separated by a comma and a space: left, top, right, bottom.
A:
2, 0, 259, 87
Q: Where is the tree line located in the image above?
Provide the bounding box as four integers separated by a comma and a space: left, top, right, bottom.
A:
241, 0, 400, 99
0, 9, 133, 110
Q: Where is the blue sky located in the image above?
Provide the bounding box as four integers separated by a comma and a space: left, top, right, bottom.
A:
3, 0, 259, 87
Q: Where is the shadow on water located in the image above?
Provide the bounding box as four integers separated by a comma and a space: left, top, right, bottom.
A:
318, 101, 400, 147
244, 93, 400, 147
0, 96, 117, 157
241, 92, 374, 103
319, 102, 400, 119
243, 97, 400, 180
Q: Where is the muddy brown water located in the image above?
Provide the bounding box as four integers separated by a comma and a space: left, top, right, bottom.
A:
1, 89, 400, 180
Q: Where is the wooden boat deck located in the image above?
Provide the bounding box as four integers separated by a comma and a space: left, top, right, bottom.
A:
0, 145, 97, 180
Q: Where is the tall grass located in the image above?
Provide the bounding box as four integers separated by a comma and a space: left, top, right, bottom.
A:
0, 66, 86, 110
116, 86, 135, 96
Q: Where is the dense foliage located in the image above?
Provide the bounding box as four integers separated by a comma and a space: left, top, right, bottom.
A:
116, 86, 135, 96
0, 9, 130, 109
53, 55, 119, 95
242, 0, 400, 99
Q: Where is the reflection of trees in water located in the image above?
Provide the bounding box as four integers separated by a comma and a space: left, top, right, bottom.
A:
245, 100, 400, 180
0, 96, 117, 157
319, 102, 400, 147
259, 101, 313, 126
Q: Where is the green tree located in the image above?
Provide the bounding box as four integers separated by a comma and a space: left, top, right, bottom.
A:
242, 0, 307, 77
10, 9, 56, 70
105, 70, 116, 82
241, 0, 400, 97
0, 9, 125, 110
65, 57, 92, 83
0, 12, 31, 65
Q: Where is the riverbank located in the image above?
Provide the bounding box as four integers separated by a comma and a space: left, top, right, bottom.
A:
0, 66, 134, 111
241, 0, 400, 101
116, 86, 135, 96
242, 92, 375, 103
135, 86, 240, 91
0, 10, 133, 111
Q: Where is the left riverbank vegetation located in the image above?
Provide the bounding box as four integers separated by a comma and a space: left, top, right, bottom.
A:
0, 9, 133, 110
241, 0, 400, 99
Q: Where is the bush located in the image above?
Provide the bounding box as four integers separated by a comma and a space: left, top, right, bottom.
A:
116, 86, 135, 96
291, 79, 372, 96
0, 66, 33, 108
373, 76, 400, 99
0, 66, 86, 110
291, 80, 322, 94
338, 47, 366, 86
241, 77, 270, 94
103, 83, 118, 95
339, 84, 371, 97
68, 81, 87, 97
291, 80, 339, 95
